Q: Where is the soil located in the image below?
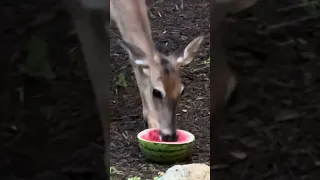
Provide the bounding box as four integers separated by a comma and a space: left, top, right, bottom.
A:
109, 0, 210, 179
214, 0, 320, 179
0, 0, 319, 180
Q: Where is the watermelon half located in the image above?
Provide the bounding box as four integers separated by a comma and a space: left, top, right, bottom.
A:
137, 128, 195, 164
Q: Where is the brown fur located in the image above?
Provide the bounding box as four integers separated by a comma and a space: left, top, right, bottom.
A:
158, 57, 181, 99
161, 69, 181, 100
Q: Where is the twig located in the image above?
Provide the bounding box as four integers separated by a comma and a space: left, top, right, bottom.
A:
192, 66, 210, 73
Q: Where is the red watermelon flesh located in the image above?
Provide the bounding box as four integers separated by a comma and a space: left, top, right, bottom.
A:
141, 129, 189, 142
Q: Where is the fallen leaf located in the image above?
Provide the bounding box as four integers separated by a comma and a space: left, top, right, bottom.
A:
196, 96, 204, 100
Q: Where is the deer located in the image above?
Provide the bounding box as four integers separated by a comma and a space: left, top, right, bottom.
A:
65, 0, 204, 177
64, 0, 259, 177
109, 0, 204, 143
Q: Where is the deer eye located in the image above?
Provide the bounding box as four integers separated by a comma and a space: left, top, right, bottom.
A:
152, 89, 163, 99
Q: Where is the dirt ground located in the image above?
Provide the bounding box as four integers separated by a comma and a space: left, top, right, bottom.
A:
0, 0, 319, 180
214, 0, 320, 179
109, 0, 210, 179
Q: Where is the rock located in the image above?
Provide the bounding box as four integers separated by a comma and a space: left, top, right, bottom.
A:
159, 163, 210, 180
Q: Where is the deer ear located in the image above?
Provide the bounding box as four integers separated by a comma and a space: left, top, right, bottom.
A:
118, 40, 150, 75
171, 36, 204, 67
118, 40, 149, 68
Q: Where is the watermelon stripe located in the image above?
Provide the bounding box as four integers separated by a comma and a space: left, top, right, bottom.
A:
138, 142, 192, 153
138, 140, 193, 151
139, 144, 190, 157
140, 147, 190, 163
143, 153, 188, 164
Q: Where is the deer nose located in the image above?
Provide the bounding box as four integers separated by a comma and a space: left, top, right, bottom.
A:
160, 131, 177, 142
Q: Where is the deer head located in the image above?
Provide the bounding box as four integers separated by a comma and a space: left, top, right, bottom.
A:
120, 36, 204, 142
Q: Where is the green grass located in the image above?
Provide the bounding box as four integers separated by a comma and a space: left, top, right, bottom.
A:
204, 57, 210, 64
116, 72, 128, 88
110, 167, 114, 174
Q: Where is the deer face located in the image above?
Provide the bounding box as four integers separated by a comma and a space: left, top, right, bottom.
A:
120, 36, 204, 142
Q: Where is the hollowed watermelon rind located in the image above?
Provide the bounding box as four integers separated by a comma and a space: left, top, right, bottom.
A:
138, 142, 194, 164
137, 129, 195, 164
140, 147, 191, 164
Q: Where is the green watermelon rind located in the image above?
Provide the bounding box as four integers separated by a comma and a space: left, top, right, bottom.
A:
137, 129, 195, 164
139, 144, 192, 163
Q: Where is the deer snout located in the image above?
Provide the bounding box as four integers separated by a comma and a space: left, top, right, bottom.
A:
147, 109, 177, 141
159, 129, 177, 142
160, 131, 177, 142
